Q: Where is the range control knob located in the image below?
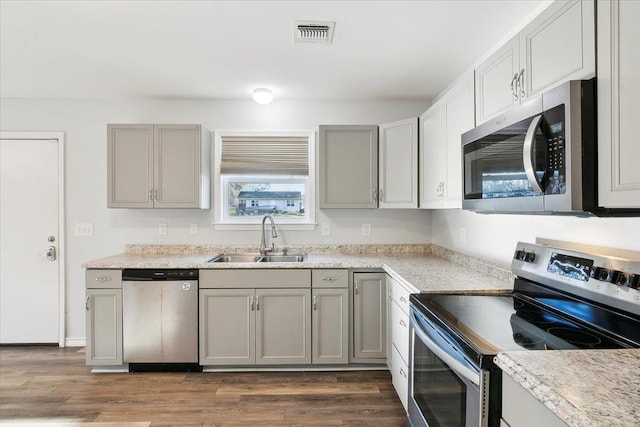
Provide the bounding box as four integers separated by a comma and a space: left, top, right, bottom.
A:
524, 252, 536, 263
629, 274, 640, 290
514, 250, 526, 260
609, 270, 627, 286
594, 267, 610, 281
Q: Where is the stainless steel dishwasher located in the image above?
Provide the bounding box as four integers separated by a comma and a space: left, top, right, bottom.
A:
122, 269, 199, 370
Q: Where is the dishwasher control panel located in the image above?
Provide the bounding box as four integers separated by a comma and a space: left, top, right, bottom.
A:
122, 269, 198, 281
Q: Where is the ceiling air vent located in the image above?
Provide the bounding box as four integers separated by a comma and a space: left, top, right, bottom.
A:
294, 21, 335, 44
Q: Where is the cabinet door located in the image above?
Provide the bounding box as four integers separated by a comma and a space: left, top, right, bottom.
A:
154, 124, 203, 208
475, 36, 520, 124
353, 272, 386, 361
199, 288, 255, 365
419, 104, 445, 209
597, 0, 640, 208
312, 288, 348, 364
319, 125, 378, 208
256, 288, 311, 365
391, 300, 410, 365
107, 124, 154, 208
379, 118, 418, 208
86, 288, 123, 365
443, 73, 475, 208
520, 0, 595, 100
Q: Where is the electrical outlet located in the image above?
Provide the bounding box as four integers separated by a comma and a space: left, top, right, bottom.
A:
321, 223, 330, 236
362, 223, 371, 236
159, 223, 168, 235
74, 223, 94, 236
190, 224, 198, 235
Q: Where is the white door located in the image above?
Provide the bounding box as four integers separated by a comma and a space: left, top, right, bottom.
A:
0, 138, 61, 344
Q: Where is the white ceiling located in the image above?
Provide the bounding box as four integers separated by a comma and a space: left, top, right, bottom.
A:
0, 0, 547, 102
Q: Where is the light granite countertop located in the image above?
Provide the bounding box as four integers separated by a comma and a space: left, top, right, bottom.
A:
495, 350, 640, 427
82, 244, 514, 294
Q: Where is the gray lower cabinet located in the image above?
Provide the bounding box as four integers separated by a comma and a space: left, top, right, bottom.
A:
199, 269, 312, 366
107, 123, 210, 209
311, 269, 349, 365
85, 269, 123, 366
352, 272, 387, 362
319, 125, 378, 208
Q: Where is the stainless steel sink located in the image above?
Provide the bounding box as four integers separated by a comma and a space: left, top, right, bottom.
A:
259, 253, 307, 263
206, 253, 307, 263
206, 254, 263, 263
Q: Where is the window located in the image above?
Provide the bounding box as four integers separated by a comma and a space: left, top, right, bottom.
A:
213, 131, 316, 230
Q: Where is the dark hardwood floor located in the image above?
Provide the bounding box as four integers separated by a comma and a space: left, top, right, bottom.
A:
0, 346, 409, 426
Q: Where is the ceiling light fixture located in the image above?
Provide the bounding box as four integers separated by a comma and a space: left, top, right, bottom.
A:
253, 88, 273, 105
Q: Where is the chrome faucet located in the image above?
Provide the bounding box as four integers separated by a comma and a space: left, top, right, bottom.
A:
260, 215, 278, 255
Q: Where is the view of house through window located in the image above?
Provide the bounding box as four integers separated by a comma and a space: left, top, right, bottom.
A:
215, 131, 315, 227
225, 177, 306, 218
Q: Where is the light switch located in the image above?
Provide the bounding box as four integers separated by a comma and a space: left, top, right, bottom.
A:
362, 224, 371, 236
74, 223, 94, 236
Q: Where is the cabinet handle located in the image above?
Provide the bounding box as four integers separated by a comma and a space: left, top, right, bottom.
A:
95, 276, 112, 282
400, 367, 407, 378
511, 73, 519, 100
379, 188, 384, 202
399, 296, 407, 303
518, 68, 525, 98
322, 277, 338, 282
399, 319, 407, 328
313, 295, 317, 310
148, 190, 153, 202
354, 281, 359, 295
256, 296, 260, 311
153, 190, 158, 202
372, 189, 377, 202
250, 296, 255, 311
85, 296, 90, 310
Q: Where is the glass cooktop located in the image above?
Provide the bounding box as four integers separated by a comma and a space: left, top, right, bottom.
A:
411, 279, 640, 364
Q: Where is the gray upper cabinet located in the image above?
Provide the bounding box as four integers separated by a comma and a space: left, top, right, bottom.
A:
107, 124, 210, 209
319, 125, 378, 208
379, 118, 419, 209
475, 0, 595, 124
596, 0, 640, 208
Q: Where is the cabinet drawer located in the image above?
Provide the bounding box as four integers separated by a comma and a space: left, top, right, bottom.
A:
391, 300, 410, 364
312, 269, 348, 288
85, 269, 122, 289
200, 269, 311, 288
391, 345, 409, 413
391, 278, 411, 315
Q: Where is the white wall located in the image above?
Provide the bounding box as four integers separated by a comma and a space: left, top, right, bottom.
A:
1, 97, 431, 343
432, 209, 640, 266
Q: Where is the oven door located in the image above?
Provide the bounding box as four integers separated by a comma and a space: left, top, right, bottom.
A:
408, 307, 488, 427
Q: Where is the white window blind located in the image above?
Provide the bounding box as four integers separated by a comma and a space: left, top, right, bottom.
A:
220, 136, 309, 176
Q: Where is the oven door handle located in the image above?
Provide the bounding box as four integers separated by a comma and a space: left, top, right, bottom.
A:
412, 315, 480, 387
523, 114, 544, 193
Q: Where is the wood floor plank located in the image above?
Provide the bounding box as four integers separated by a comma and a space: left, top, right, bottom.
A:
0, 346, 409, 426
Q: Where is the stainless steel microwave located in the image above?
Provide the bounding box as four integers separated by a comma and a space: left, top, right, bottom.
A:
462, 79, 601, 215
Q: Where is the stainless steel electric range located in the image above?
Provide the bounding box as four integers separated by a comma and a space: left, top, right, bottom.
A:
408, 242, 640, 427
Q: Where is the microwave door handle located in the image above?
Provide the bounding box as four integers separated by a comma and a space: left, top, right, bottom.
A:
523, 114, 544, 193
412, 317, 480, 386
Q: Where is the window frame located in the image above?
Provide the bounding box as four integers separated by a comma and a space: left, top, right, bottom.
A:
212, 130, 316, 231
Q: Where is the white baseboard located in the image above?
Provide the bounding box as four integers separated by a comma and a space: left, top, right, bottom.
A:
65, 337, 86, 347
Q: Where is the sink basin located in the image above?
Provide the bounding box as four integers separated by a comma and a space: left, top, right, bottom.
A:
206, 254, 263, 263
260, 253, 307, 263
